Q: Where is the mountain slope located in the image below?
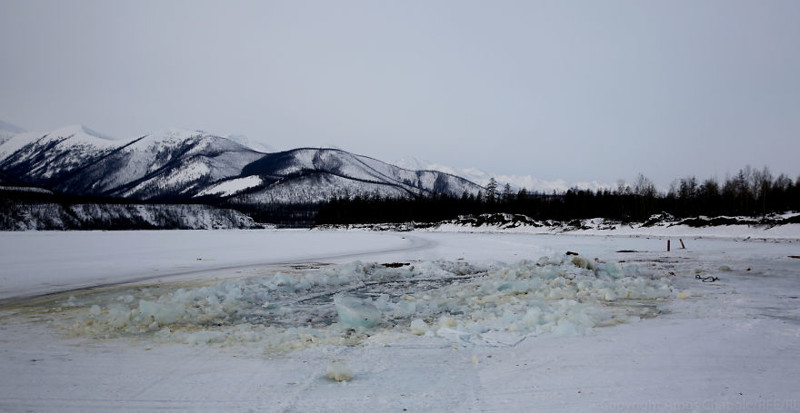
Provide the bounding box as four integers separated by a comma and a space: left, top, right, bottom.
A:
0, 127, 264, 199
226, 148, 483, 203
69, 129, 264, 199
0, 125, 120, 187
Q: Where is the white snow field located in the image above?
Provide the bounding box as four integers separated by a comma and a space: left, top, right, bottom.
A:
1, 229, 799, 412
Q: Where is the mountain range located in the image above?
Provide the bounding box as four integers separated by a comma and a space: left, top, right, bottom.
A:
392, 157, 613, 194
0, 124, 484, 205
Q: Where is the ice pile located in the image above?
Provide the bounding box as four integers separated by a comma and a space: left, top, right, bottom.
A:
62, 256, 673, 350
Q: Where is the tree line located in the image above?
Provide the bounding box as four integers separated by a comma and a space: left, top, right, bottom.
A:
4, 166, 798, 227
315, 167, 800, 225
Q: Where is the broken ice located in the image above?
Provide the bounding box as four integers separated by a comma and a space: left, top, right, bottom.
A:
63, 256, 674, 351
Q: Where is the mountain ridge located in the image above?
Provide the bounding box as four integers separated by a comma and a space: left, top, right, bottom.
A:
0, 125, 484, 206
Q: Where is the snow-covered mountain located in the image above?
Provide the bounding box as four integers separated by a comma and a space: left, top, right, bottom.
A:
0, 126, 263, 199
0, 125, 124, 185
394, 157, 612, 193
393, 157, 493, 187
222, 148, 483, 204
0, 125, 484, 204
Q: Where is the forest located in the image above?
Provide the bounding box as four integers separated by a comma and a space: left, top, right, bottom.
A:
315, 167, 800, 226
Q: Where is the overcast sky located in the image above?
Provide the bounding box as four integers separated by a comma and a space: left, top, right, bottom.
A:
1, 0, 799, 190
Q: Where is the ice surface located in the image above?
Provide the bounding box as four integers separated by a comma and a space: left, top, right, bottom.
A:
0, 230, 415, 300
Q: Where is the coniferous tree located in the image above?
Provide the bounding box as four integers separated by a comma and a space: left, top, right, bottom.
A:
486, 178, 498, 203
502, 183, 513, 201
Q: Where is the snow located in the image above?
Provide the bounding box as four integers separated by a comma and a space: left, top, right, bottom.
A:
160, 159, 211, 187
393, 157, 612, 192
104, 131, 262, 198
46, 124, 116, 144
0, 203, 257, 231
0, 126, 122, 179
196, 175, 263, 197
432, 214, 800, 241
2, 125, 481, 203
248, 148, 483, 202
1, 230, 799, 412
0, 185, 53, 194
223, 134, 273, 153
350, 154, 478, 196
0, 132, 40, 160
240, 173, 411, 204
127, 128, 203, 149
393, 157, 495, 185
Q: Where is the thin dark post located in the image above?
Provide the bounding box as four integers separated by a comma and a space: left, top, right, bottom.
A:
667, 239, 671, 252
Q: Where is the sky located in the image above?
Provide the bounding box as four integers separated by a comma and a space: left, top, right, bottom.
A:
1, 0, 799, 190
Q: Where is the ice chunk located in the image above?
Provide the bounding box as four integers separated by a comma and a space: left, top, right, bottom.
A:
409, 319, 428, 336
597, 261, 624, 279
136, 300, 185, 326
326, 360, 353, 382
571, 256, 594, 270
105, 304, 132, 329
552, 319, 580, 335
333, 294, 381, 329
89, 305, 101, 316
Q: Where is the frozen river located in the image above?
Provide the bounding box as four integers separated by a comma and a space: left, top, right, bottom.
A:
1, 229, 799, 412
2, 229, 774, 300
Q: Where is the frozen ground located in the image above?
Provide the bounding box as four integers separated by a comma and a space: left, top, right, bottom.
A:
1, 229, 799, 412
